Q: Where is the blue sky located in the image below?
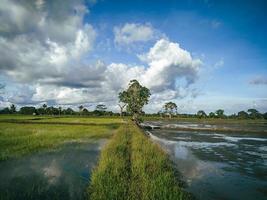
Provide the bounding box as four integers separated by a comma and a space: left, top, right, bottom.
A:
0, 0, 266, 114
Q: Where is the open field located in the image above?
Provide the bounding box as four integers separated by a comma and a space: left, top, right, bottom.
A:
0, 115, 122, 125
89, 123, 191, 200
0, 116, 122, 161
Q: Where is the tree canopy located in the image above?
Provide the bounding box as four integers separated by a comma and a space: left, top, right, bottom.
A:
215, 109, 225, 118
164, 102, 177, 118
118, 80, 150, 122
197, 110, 207, 118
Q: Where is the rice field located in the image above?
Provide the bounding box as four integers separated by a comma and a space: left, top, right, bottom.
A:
0, 116, 122, 161
0, 115, 190, 199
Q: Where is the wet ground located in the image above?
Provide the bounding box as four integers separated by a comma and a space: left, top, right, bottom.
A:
0, 140, 105, 200
147, 121, 267, 200
143, 120, 267, 132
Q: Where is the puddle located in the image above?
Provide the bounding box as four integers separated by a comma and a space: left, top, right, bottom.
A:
148, 122, 267, 200
0, 140, 106, 200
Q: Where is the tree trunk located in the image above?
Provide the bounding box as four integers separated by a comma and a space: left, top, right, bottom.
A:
118, 104, 126, 118
132, 113, 138, 123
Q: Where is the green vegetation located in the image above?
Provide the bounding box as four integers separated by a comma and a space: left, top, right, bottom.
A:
89, 123, 191, 200
196, 110, 207, 118
89, 125, 131, 199
0, 117, 122, 161
163, 102, 178, 119
119, 79, 151, 122
0, 115, 122, 125
0, 103, 119, 116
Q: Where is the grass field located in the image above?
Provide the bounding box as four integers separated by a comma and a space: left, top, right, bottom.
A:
0, 116, 123, 161
89, 123, 191, 200
0, 114, 122, 125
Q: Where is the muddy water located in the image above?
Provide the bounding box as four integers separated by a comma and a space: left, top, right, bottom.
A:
147, 122, 267, 200
0, 140, 106, 200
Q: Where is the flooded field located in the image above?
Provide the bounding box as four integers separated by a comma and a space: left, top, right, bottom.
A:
0, 140, 106, 200
143, 120, 267, 133
146, 121, 267, 200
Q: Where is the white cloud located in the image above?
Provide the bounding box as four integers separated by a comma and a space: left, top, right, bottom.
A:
114, 23, 155, 46
139, 39, 202, 91
0, 1, 203, 113
0, 0, 96, 83
17, 38, 202, 111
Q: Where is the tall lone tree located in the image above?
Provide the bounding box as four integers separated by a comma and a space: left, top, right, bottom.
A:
118, 103, 126, 117
42, 104, 47, 114
58, 106, 62, 116
197, 110, 207, 118
78, 105, 84, 115
10, 104, 16, 113
164, 102, 177, 119
118, 80, 150, 122
215, 109, 225, 118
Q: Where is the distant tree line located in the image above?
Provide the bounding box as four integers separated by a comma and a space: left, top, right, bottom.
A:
193, 108, 267, 119
0, 104, 120, 116
0, 102, 266, 120
147, 101, 267, 120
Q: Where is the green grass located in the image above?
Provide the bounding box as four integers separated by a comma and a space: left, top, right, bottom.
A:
89, 123, 191, 200
89, 125, 131, 199
0, 117, 122, 161
0, 114, 49, 120
0, 115, 123, 125
130, 124, 190, 200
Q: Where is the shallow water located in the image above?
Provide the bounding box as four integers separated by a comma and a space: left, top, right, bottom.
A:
0, 140, 105, 200
147, 122, 267, 200
144, 120, 267, 132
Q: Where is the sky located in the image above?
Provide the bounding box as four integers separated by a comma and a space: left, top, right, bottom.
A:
0, 0, 267, 114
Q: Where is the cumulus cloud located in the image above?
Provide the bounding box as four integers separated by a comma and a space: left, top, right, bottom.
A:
249, 76, 267, 85
114, 23, 155, 46
0, 1, 202, 112
4, 39, 200, 111
138, 39, 202, 91
0, 0, 96, 83
9, 38, 201, 110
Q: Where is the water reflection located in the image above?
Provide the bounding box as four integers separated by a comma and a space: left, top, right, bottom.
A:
145, 120, 267, 132
148, 125, 267, 200
0, 140, 106, 200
